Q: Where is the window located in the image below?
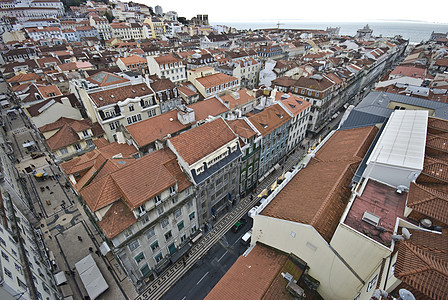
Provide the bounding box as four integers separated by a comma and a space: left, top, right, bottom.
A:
189, 212, 195, 221
1, 251, 9, 262
164, 230, 172, 241
82, 130, 89, 137
154, 195, 161, 205
4, 267, 12, 278
174, 208, 182, 219
177, 221, 184, 231
17, 278, 27, 289
157, 205, 165, 216
186, 199, 193, 210
128, 240, 140, 252
161, 218, 169, 228
123, 229, 133, 239
180, 233, 187, 243
74, 144, 82, 151
137, 205, 146, 215
145, 227, 155, 240
155, 253, 163, 263
140, 263, 151, 277
86, 139, 94, 147
14, 263, 22, 274
148, 109, 156, 118
134, 252, 145, 264
170, 185, 176, 194
366, 274, 378, 292
191, 224, 197, 234
150, 241, 159, 251
142, 214, 150, 224
60, 147, 68, 155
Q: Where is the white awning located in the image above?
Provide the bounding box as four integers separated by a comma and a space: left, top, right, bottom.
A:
22, 141, 35, 148
54, 271, 67, 286
75, 254, 109, 300
99, 242, 110, 255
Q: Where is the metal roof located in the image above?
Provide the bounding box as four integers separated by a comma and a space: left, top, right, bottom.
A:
367, 110, 428, 170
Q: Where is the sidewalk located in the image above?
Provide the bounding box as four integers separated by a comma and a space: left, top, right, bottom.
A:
4, 109, 137, 299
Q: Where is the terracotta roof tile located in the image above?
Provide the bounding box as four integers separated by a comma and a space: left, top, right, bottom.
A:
110, 149, 190, 209
205, 244, 288, 300
81, 174, 122, 211
187, 97, 229, 122
118, 55, 147, 66
261, 126, 379, 242
275, 92, 311, 117
226, 119, 256, 139
394, 230, 448, 300
154, 53, 181, 65
178, 84, 197, 97
126, 110, 189, 147
196, 73, 238, 89
220, 89, 254, 109
98, 200, 137, 239
89, 83, 152, 106
248, 104, 292, 136
86, 71, 130, 87
169, 118, 237, 165
408, 182, 448, 225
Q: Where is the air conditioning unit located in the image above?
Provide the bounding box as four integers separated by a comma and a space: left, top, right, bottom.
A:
362, 211, 380, 226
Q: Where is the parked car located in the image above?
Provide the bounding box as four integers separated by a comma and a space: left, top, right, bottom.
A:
232, 218, 247, 233
241, 229, 252, 245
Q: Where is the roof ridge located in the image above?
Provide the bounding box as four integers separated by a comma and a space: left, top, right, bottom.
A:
404, 241, 448, 277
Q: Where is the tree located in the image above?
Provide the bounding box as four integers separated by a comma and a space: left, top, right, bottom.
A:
178, 17, 188, 26
104, 11, 114, 23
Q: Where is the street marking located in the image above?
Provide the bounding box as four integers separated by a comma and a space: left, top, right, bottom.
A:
217, 251, 227, 262
196, 272, 209, 285
181, 297, 186, 300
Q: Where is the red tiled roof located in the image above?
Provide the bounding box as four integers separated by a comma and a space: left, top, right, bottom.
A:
205, 244, 288, 300
98, 200, 137, 239
196, 73, 238, 89
110, 149, 190, 209
394, 230, 448, 300
220, 89, 254, 109
261, 126, 379, 242
275, 92, 311, 117
407, 182, 448, 225
126, 110, 189, 147
89, 83, 152, 106
226, 119, 256, 139
169, 118, 237, 165
187, 97, 229, 122
248, 104, 291, 136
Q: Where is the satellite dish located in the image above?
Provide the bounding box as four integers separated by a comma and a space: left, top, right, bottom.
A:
399, 289, 415, 300
391, 235, 405, 241
372, 289, 388, 299
402, 228, 411, 239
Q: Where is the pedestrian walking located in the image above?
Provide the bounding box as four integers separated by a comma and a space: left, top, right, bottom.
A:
89, 247, 93, 252
77, 236, 83, 242
95, 250, 100, 256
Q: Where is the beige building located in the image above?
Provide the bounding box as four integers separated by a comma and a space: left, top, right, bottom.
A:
70, 71, 160, 141
147, 53, 186, 83
187, 67, 239, 98
78, 148, 199, 290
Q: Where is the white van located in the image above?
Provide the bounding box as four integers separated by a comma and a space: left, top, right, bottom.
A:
241, 229, 252, 245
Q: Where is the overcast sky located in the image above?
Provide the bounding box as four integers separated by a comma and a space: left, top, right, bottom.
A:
137, 0, 448, 24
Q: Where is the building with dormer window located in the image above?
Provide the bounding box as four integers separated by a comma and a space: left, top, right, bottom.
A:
71, 71, 160, 141
78, 148, 198, 290
147, 53, 186, 83
167, 118, 241, 226
247, 104, 292, 179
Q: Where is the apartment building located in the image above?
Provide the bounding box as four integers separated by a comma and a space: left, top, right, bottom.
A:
216, 57, 261, 89
71, 71, 160, 141
247, 104, 292, 179
79, 148, 198, 290
226, 118, 261, 195
89, 15, 112, 40
167, 118, 241, 226
274, 92, 312, 152
116, 55, 148, 74
187, 67, 239, 98
147, 53, 186, 83
38, 117, 104, 161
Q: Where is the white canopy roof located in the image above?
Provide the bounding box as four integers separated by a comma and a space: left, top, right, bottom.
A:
75, 254, 109, 300
367, 110, 428, 170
